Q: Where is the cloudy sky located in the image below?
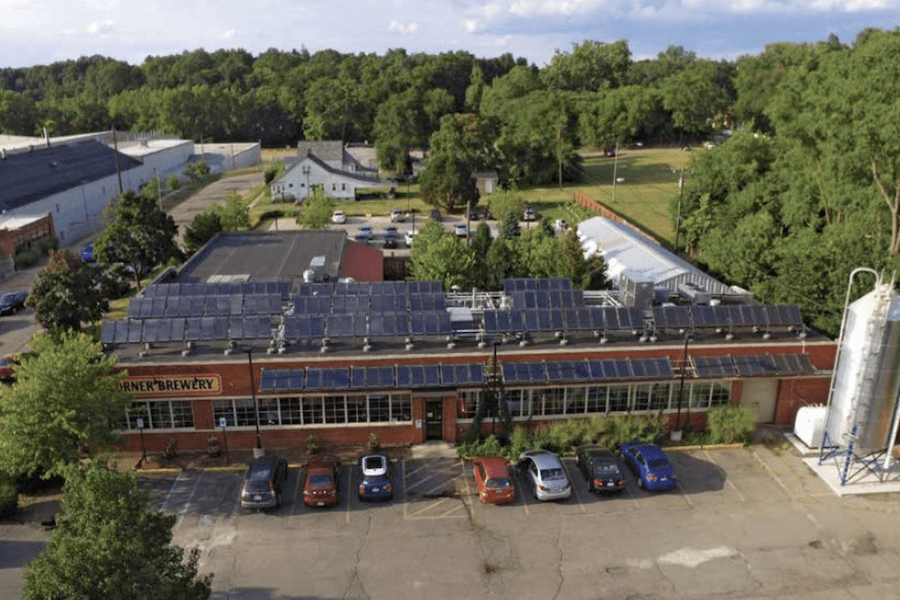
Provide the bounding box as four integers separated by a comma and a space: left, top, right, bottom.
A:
1, 0, 897, 68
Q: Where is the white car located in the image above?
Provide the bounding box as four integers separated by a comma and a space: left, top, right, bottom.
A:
390, 208, 405, 223
517, 450, 572, 501
331, 210, 346, 224
454, 223, 468, 238
404, 231, 416, 247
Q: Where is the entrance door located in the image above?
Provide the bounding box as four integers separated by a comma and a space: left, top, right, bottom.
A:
425, 401, 443, 441
742, 378, 778, 423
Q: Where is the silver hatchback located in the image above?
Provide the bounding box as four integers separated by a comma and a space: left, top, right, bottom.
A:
518, 450, 572, 501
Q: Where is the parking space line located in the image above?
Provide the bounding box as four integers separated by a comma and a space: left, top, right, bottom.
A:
175, 472, 204, 527
402, 460, 407, 520
704, 450, 745, 503
346, 466, 353, 524
403, 462, 429, 478
562, 460, 586, 513
407, 497, 451, 519
438, 503, 466, 518
751, 448, 796, 500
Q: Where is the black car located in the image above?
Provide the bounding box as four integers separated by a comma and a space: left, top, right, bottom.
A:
428, 208, 442, 222
240, 454, 289, 510
575, 445, 625, 493
0, 291, 28, 316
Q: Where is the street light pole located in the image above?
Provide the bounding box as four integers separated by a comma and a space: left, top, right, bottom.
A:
246, 350, 263, 452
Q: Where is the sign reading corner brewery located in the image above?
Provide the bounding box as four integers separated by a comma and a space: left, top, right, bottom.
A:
121, 375, 222, 396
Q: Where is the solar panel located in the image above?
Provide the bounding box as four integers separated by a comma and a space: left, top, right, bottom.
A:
630, 357, 673, 379
587, 359, 633, 381
101, 321, 116, 345
354, 315, 369, 337
320, 368, 350, 389
764, 304, 804, 328
653, 306, 693, 330
691, 305, 731, 329
771, 353, 815, 375
733, 354, 778, 376
693, 355, 735, 378
141, 319, 159, 343
545, 360, 590, 382
615, 308, 644, 331
483, 310, 499, 333
126, 320, 142, 343
549, 309, 564, 331
350, 367, 366, 389
185, 318, 202, 341
326, 314, 354, 337
261, 368, 304, 391
366, 366, 396, 388
306, 368, 323, 389
509, 310, 524, 332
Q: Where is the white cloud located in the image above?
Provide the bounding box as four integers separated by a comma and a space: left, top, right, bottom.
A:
87, 19, 116, 35
217, 29, 237, 41
463, 18, 485, 33
388, 20, 419, 34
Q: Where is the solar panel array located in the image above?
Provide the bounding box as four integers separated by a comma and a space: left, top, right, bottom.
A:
102, 316, 274, 345
504, 278, 572, 293
693, 353, 815, 378
128, 294, 283, 319
260, 362, 485, 392
652, 304, 804, 333
502, 357, 673, 384
482, 306, 644, 334
143, 281, 290, 298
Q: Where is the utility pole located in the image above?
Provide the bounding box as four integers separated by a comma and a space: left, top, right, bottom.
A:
557, 126, 563, 189
611, 142, 619, 203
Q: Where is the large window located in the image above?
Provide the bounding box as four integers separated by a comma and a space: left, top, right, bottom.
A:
213, 393, 413, 427
126, 400, 194, 430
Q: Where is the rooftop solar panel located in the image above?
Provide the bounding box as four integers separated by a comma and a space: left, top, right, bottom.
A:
326, 314, 354, 337
693, 355, 735, 378
631, 357, 673, 379
733, 354, 778, 376
101, 321, 116, 345
771, 353, 815, 375
653, 306, 693, 330
764, 304, 804, 328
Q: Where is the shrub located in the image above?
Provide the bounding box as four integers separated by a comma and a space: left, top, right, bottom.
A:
305, 434, 320, 454
456, 434, 505, 459
0, 474, 18, 518
264, 161, 284, 185
706, 405, 755, 444
367, 432, 381, 452
207, 436, 220, 458
167, 175, 181, 191
163, 438, 178, 459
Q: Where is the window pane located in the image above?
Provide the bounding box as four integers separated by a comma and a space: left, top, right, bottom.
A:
280, 397, 302, 425
369, 394, 390, 422
213, 400, 234, 427
608, 386, 629, 412
149, 401, 173, 429
259, 398, 281, 426
302, 397, 323, 425
649, 383, 671, 411
127, 403, 150, 430
633, 384, 651, 412
234, 398, 257, 426
690, 382, 712, 408
346, 395, 366, 423
392, 393, 411, 421
324, 396, 345, 424
565, 388, 586, 415
170, 401, 194, 429
710, 381, 731, 407
503, 389, 524, 418
586, 386, 606, 413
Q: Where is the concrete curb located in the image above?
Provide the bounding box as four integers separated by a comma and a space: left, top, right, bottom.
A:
666, 442, 746, 452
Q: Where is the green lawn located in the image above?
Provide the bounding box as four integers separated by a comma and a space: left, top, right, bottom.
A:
250, 147, 694, 243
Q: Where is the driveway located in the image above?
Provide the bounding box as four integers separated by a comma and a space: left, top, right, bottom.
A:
168, 172, 264, 243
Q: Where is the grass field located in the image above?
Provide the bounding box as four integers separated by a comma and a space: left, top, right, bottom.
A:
252, 147, 695, 244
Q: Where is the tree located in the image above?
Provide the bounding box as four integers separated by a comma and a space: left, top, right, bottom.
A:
659, 60, 735, 137
26, 250, 108, 333
94, 190, 180, 287
209, 191, 251, 231
410, 221, 475, 289
558, 229, 611, 289
23, 460, 211, 600
184, 159, 210, 181
540, 40, 632, 92
0, 332, 130, 478
183, 210, 223, 254
297, 189, 334, 229
418, 152, 479, 213
469, 221, 493, 290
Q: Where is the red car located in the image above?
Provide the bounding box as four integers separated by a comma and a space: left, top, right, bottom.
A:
303, 456, 340, 507
472, 456, 515, 505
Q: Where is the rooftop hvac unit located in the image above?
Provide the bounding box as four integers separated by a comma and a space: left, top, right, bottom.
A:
620, 277, 653, 309
677, 281, 711, 305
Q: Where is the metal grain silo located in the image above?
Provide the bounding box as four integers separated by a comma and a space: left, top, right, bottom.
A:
821, 269, 900, 484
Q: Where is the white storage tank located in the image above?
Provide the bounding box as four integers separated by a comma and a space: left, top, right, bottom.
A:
794, 405, 827, 448
823, 281, 900, 455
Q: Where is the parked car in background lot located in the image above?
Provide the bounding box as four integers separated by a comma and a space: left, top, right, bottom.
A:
331, 210, 346, 224
0, 291, 29, 316
354, 224, 373, 243
383, 225, 399, 248
429, 208, 442, 222
240, 454, 288, 510
81, 242, 95, 263
358, 453, 393, 501
620, 442, 677, 492
472, 456, 515, 505
390, 208, 405, 222
404, 231, 416, 247
575, 445, 625, 493
454, 223, 467, 238
523, 205, 536, 221
304, 456, 340, 507
517, 450, 571, 501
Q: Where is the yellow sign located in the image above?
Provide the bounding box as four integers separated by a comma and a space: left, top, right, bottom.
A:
121, 375, 221, 396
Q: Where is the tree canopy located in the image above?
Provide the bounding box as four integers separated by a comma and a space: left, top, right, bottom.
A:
23, 460, 211, 600
26, 250, 108, 333
0, 332, 130, 478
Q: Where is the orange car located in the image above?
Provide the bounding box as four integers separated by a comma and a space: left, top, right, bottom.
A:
472, 456, 515, 504
303, 456, 340, 507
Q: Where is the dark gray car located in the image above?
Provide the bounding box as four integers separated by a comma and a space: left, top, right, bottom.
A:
575, 445, 625, 493
240, 454, 288, 510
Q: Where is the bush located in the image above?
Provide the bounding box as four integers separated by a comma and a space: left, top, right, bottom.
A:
456, 434, 505, 459
167, 175, 181, 191
264, 161, 284, 185
367, 432, 381, 452
0, 474, 18, 518
706, 405, 755, 444
305, 434, 320, 454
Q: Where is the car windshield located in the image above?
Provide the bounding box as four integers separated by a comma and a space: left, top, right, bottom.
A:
595, 463, 619, 474
308, 474, 334, 488
363, 457, 385, 471
248, 465, 274, 481
485, 478, 511, 489
648, 459, 671, 470
539, 468, 565, 480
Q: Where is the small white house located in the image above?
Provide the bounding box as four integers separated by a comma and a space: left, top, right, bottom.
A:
271, 152, 388, 202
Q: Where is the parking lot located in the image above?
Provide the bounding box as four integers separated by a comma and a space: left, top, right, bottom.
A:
137, 445, 900, 600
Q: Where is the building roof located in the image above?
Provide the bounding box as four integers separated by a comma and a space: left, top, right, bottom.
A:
297, 141, 344, 163
178, 230, 348, 284
577, 216, 738, 296
0, 140, 143, 211
282, 153, 386, 186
